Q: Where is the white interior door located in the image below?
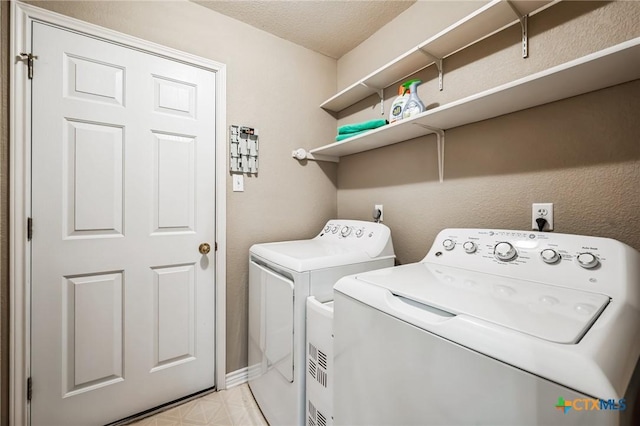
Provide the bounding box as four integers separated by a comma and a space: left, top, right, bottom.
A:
30, 21, 216, 425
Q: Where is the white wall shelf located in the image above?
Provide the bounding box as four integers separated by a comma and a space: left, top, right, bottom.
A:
304, 37, 640, 180
320, 0, 553, 113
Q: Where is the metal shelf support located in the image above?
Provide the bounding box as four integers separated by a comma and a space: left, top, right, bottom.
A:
418, 48, 443, 91
507, 1, 528, 58
292, 148, 340, 163
412, 123, 445, 183
359, 82, 385, 115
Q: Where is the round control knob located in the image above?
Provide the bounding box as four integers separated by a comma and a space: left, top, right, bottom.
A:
540, 249, 560, 264
340, 226, 351, 237
462, 241, 477, 254
494, 242, 517, 261
576, 252, 599, 269
324, 225, 331, 233
442, 239, 456, 251
355, 228, 364, 238
331, 225, 339, 234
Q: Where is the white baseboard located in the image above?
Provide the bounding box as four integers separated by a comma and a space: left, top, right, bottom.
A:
225, 367, 249, 389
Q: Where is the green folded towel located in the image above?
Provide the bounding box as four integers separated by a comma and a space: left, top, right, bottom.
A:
335, 130, 367, 142
338, 119, 388, 135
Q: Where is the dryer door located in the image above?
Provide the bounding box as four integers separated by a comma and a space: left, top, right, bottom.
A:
250, 261, 295, 382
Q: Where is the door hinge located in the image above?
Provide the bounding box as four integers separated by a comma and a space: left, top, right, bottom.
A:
27, 377, 32, 401
19, 52, 38, 80
215, 242, 218, 251
27, 217, 33, 241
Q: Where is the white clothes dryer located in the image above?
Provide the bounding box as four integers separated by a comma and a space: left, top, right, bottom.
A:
248, 220, 395, 426
333, 228, 640, 426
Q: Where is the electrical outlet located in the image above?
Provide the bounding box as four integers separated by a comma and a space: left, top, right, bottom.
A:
532, 203, 553, 231
374, 204, 384, 222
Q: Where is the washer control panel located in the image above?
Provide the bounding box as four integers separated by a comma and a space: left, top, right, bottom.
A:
424, 228, 638, 296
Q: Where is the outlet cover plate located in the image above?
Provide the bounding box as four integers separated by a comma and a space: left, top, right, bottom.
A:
374, 204, 383, 222
532, 202, 553, 231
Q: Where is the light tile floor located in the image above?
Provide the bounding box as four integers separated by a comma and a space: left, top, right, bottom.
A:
129, 384, 268, 426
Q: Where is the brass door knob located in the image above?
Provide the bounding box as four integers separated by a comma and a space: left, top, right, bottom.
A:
199, 243, 211, 255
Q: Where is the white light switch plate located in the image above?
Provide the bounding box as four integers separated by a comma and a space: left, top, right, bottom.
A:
233, 174, 244, 192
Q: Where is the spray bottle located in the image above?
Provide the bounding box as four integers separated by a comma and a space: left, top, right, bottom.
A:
401, 80, 425, 119
389, 79, 420, 123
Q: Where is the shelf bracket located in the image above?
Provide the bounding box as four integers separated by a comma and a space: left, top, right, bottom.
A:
359, 82, 385, 116
292, 148, 340, 163
507, 1, 528, 58
412, 124, 445, 183
418, 48, 443, 91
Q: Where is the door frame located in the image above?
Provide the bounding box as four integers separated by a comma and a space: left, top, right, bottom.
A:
9, 2, 228, 424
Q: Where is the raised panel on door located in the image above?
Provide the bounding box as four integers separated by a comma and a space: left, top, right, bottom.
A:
152, 132, 196, 234
153, 75, 196, 118
64, 54, 125, 106
151, 264, 196, 371
62, 272, 124, 397
64, 119, 124, 238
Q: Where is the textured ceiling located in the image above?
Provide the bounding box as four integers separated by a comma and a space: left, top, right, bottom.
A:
193, 0, 416, 59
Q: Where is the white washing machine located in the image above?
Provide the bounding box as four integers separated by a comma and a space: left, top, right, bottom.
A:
248, 220, 395, 426
333, 228, 640, 426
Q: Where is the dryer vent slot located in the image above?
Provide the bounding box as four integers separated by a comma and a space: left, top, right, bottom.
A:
308, 359, 317, 380
308, 401, 317, 426
316, 368, 327, 387
308, 400, 328, 426
318, 409, 328, 426
308, 343, 318, 379
318, 350, 327, 370
309, 343, 328, 387
309, 343, 318, 360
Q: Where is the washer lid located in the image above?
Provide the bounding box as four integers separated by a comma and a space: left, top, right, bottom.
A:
250, 240, 382, 272
355, 262, 610, 344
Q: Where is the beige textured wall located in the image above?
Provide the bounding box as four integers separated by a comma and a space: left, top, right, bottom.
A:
6, 0, 337, 377
336, 1, 640, 265
337, 0, 487, 89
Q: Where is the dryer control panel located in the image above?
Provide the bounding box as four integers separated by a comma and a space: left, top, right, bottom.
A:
423, 228, 640, 298
317, 220, 395, 259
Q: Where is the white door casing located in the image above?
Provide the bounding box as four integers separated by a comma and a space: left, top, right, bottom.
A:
9, 3, 228, 425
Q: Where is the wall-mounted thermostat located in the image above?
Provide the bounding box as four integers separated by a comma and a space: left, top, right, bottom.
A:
230, 125, 258, 174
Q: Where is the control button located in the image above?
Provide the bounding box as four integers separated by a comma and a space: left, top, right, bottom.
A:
495, 285, 516, 296
576, 252, 599, 269
462, 241, 477, 254
540, 249, 560, 264
331, 225, 339, 234
355, 228, 364, 238
324, 225, 331, 233
340, 226, 351, 237
494, 242, 517, 261
540, 296, 559, 306
442, 239, 455, 251
574, 303, 596, 315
